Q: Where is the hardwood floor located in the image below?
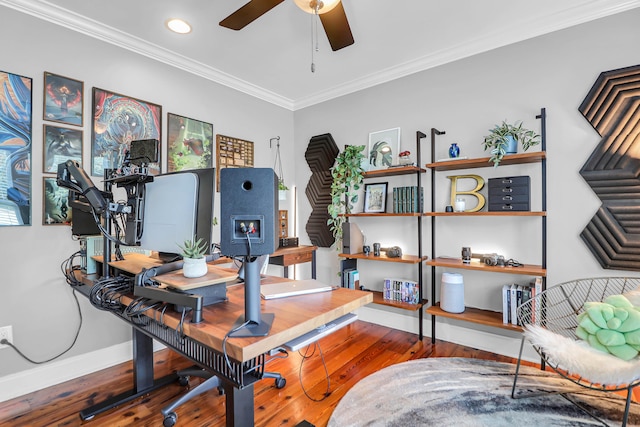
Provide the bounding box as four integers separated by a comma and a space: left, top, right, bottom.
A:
0, 321, 529, 427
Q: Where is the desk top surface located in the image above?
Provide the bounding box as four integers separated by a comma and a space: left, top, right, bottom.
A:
82, 254, 371, 362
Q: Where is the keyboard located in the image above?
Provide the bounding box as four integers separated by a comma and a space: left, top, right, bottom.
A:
283, 313, 358, 351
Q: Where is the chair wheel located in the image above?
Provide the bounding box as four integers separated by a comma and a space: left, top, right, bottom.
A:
178, 376, 190, 386
218, 385, 225, 395
275, 377, 286, 389
163, 412, 177, 427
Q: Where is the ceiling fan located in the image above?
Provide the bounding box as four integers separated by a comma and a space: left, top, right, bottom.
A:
219, 0, 354, 51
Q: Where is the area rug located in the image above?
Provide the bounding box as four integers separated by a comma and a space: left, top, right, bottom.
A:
328, 358, 640, 426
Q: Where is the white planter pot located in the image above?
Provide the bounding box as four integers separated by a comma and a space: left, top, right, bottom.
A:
183, 257, 208, 278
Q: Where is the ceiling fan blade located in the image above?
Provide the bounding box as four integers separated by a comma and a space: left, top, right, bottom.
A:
220, 0, 285, 30
319, 1, 354, 51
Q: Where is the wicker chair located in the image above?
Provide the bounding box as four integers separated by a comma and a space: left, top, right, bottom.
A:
511, 277, 640, 426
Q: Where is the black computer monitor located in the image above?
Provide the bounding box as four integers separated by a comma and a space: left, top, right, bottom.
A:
138, 168, 215, 260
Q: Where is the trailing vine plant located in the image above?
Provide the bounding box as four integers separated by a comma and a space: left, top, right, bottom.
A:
327, 145, 366, 247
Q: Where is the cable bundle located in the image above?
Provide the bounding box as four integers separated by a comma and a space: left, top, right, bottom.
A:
89, 275, 132, 312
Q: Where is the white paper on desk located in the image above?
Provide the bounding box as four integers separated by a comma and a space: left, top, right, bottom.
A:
260, 279, 333, 300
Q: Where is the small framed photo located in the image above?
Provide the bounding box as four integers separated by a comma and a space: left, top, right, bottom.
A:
368, 127, 400, 170
43, 124, 83, 173
364, 182, 388, 213
43, 72, 84, 126
43, 177, 72, 225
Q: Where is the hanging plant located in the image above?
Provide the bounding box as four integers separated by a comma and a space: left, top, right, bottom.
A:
327, 145, 366, 247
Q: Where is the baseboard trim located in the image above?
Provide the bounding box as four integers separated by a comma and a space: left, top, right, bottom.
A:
0, 341, 165, 403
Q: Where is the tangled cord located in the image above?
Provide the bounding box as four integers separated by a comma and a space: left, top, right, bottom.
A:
89, 275, 132, 312
298, 343, 331, 401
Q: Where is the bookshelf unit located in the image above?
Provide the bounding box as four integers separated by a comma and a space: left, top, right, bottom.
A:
340, 131, 429, 339
425, 108, 548, 342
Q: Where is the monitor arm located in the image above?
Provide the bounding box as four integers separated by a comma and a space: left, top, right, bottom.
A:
57, 160, 109, 214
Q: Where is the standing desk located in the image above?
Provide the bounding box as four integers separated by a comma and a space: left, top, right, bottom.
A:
75, 254, 371, 426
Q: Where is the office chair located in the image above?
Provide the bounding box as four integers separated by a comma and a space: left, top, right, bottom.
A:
161, 348, 287, 427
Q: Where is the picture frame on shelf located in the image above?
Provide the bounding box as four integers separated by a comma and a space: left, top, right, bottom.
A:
43, 124, 82, 173
167, 113, 214, 172
368, 127, 400, 170
43, 72, 84, 126
91, 87, 162, 177
43, 177, 72, 226
364, 182, 388, 213
0, 69, 32, 226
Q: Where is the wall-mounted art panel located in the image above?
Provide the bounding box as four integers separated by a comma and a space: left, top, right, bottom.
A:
579, 64, 640, 270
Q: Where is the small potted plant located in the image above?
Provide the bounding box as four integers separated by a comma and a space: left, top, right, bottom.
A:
482, 120, 540, 167
278, 178, 288, 201
179, 236, 208, 278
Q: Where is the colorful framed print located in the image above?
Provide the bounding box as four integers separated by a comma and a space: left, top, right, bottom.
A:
364, 182, 388, 213
43, 124, 83, 173
91, 87, 161, 177
43, 177, 72, 225
167, 113, 213, 172
0, 70, 32, 226
43, 72, 83, 126
368, 127, 401, 170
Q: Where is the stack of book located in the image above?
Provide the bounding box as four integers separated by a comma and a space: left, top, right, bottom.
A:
383, 278, 420, 304
392, 186, 423, 213
342, 268, 360, 289
502, 277, 543, 326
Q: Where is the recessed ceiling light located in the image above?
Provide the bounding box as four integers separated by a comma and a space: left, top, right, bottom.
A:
166, 18, 192, 34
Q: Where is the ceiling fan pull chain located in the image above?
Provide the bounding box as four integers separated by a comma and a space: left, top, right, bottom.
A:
310, 11, 317, 72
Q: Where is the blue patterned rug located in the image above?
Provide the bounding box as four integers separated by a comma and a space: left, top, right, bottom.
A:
328, 358, 640, 426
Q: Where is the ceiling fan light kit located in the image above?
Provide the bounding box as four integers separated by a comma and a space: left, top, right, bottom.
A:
293, 0, 341, 14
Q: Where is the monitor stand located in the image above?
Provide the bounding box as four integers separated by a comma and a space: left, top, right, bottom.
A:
230, 255, 274, 337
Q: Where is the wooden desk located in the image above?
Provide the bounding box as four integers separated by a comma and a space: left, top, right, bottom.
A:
76, 254, 371, 426
269, 245, 318, 279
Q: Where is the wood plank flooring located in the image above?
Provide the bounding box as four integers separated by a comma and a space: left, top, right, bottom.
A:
0, 321, 531, 427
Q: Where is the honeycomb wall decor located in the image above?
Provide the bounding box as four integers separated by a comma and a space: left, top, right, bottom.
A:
304, 133, 339, 248
579, 64, 640, 270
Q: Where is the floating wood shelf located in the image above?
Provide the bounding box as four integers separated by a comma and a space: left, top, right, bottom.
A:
424, 211, 546, 217
369, 290, 426, 311
426, 257, 546, 276
426, 303, 522, 332
363, 165, 425, 178
425, 151, 545, 171
340, 253, 428, 264
345, 212, 422, 217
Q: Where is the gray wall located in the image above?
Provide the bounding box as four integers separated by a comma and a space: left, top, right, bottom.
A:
0, 7, 293, 377
293, 9, 640, 349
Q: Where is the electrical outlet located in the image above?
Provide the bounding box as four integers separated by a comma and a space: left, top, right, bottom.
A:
0, 325, 13, 349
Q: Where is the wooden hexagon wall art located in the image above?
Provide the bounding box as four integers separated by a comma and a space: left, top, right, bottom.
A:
304, 133, 339, 248
579, 64, 640, 270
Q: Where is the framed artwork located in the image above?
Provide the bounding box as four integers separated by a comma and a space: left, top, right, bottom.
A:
43, 124, 83, 173
364, 182, 388, 213
216, 134, 254, 191
43, 72, 84, 126
368, 127, 401, 170
43, 177, 72, 225
167, 113, 213, 172
0, 70, 32, 226
91, 87, 161, 177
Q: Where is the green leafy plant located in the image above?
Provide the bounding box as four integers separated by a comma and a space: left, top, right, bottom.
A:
278, 179, 289, 191
482, 120, 540, 167
178, 236, 207, 259
327, 145, 366, 247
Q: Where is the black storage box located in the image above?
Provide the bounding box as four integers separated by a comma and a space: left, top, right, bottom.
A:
488, 176, 530, 211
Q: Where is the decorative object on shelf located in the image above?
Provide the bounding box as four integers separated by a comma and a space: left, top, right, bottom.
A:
91, 87, 162, 177
382, 246, 403, 258
482, 120, 540, 167
488, 176, 530, 211
328, 144, 365, 245
305, 133, 340, 248
368, 127, 400, 170
363, 245, 371, 256
43, 124, 83, 173
363, 182, 388, 213
449, 143, 460, 158
447, 175, 486, 212
398, 150, 412, 165
179, 237, 208, 278
461, 247, 471, 264
441, 272, 465, 313
445, 205, 453, 212
43, 72, 84, 126
216, 134, 254, 192
373, 243, 381, 256
167, 113, 213, 172
454, 197, 466, 212
578, 64, 640, 271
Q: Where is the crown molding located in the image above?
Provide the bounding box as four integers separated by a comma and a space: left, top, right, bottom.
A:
292, 0, 640, 110
0, 0, 296, 110
2, 0, 639, 111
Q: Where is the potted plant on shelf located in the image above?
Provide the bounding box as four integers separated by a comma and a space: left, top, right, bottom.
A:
482, 120, 540, 167
327, 145, 366, 248
179, 236, 208, 278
